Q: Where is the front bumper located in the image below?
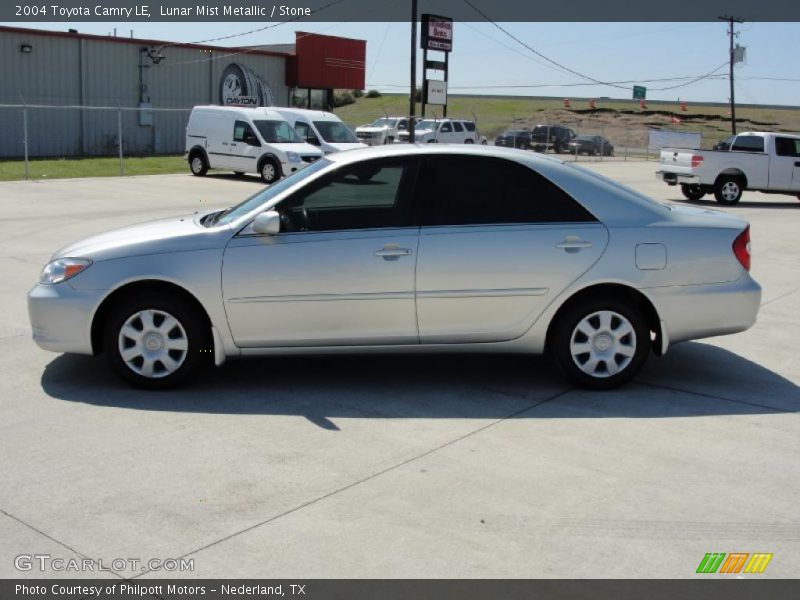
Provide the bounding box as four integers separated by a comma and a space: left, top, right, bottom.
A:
656, 171, 701, 186
646, 273, 762, 346
28, 282, 102, 354
356, 136, 384, 146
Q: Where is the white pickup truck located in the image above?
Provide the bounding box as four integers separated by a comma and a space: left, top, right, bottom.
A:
656, 131, 800, 205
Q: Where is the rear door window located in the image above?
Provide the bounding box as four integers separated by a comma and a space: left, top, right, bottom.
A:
453, 121, 464, 133
731, 136, 765, 153
420, 156, 597, 226
775, 137, 800, 157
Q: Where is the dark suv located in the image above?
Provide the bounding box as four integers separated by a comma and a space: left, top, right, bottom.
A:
530, 125, 576, 154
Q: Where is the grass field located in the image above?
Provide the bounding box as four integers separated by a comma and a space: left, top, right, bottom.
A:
2, 94, 799, 182
0, 155, 187, 182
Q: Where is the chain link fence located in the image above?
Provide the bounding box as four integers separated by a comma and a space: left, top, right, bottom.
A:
0, 104, 191, 179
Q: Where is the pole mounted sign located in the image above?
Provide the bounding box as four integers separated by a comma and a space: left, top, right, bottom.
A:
421, 14, 453, 52
632, 85, 647, 100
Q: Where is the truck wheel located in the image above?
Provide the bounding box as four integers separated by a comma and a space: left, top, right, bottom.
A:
714, 176, 744, 205
259, 158, 281, 184
189, 152, 208, 176
681, 184, 706, 201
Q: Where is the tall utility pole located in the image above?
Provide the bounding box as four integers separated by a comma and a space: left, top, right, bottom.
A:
719, 15, 744, 135
409, 0, 418, 143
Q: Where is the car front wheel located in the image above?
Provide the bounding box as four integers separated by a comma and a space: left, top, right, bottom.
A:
552, 298, 650, 390
104, 293, 208, 389
260, 159, 281, 184
189, 153, 208, 176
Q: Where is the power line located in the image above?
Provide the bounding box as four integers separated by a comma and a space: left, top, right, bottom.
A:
461, 0, 630, 90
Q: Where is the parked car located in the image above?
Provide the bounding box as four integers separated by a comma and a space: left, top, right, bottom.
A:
530, 125, 576, 154
461, 120, 489, 145
29, 145, 760, 391
355, 117, 414, 145
396, 119, 478, 144
185, 106, 323, 183
569, 135, 614, 156
657, 131, 800, 204
495, 129, 534, 149
270, 108, 366, 155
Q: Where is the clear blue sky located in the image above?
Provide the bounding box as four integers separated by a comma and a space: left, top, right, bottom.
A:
12, 20, 800, 105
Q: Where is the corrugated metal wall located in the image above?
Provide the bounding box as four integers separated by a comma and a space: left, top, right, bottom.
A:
0, 29, 290, 157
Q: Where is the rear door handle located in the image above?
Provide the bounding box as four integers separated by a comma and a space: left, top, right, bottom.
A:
556, 238, 593, 251
374, 246, 413, 259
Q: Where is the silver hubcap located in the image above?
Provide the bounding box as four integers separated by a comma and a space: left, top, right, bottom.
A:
191, 157, 203, 173
570, 310, 637, 379
118, 309, 188, 379
262, 163, 275, 181
721, 181, 740, 201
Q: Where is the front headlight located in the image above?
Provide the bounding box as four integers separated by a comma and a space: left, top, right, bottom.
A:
286, 151, 301, 163
39, 258, 92, 285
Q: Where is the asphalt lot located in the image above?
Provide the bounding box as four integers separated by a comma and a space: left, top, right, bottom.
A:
0, 161, 798, 579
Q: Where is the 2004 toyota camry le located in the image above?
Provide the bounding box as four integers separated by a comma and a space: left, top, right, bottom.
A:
28, 145, 761, 389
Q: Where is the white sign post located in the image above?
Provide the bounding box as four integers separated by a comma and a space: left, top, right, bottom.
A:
426, 79, 447, 106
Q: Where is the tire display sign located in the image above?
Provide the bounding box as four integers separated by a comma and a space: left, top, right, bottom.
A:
421, 14, 453, 52
219, 63, 274, 107
425, 79, 447, 105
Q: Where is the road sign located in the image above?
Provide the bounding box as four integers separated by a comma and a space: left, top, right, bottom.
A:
421, 14, 453, 52
633, 86, 647, 100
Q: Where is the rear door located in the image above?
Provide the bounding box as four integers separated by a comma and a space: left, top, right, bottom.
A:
414, 155, 608, 343
772, 136, 800, 191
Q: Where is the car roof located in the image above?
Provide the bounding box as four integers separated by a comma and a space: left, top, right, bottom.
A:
273, 107, 342, 121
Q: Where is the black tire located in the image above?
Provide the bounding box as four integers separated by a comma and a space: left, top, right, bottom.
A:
554, 141, 564, 154
464, 139, 474, 144
189, 152, 208, 176
521, 141, 530, 150
681, 184, 706, 201
103, 292, 209, 389
714, 175, 744, 205
259, 158, 281, 184
551, 297, 650, 390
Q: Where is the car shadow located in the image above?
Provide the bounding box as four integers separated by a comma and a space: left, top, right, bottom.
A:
670, 196, 800, 210
40, 342, 798, 426
206, 173, 265, 184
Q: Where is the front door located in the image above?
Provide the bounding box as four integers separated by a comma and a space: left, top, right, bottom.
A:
222, 157, 421, 347
227, 120, 261, 173
414, 155, 608, 343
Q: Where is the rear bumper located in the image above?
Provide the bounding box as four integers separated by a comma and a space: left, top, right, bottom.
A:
646, 273, 761, 347
656, 170, 701, 186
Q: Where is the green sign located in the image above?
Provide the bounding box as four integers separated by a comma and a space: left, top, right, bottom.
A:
633, 86, 647, 100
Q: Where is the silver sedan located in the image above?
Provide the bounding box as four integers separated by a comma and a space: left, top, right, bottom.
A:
28, 145, 761, 389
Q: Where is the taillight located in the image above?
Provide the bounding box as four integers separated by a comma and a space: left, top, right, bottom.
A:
691, 155, 704, 168
733, 226, 751, 271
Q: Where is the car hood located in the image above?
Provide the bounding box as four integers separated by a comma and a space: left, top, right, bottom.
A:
270, 142, 323, 156
53, 213, 228, 261
325, 142, 368, 152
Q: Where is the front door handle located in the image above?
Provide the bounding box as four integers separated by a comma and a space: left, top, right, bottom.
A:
374, 245, 413, 260
557, 237, 593, 252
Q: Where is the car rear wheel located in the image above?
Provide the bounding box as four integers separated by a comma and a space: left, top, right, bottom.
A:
189, 153, 208, 176
464, 139, 474, 144
714, 176, 744, 205
552, 298, 650, 390
681, 184, 706, 201
259, 158, 280, 184
104, 293, 208, 389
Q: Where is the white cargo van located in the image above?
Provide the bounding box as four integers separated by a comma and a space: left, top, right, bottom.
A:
185, 106, 323, 183
271, 108, 366, 154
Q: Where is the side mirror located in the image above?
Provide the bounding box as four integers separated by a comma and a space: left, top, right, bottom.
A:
252, 210, 281, 235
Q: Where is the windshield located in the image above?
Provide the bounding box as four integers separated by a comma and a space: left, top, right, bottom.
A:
252, 120, 303, 143
416, 119, 439, 131
576, 135, 595, 141
313, 121, 358, 143
370, 118, 398, 127
209, 159, 332, 227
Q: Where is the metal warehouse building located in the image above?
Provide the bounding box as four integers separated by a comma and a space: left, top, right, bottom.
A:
0, 26, 366, 158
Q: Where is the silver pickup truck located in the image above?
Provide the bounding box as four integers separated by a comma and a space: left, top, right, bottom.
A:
656, 131, 800, 204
